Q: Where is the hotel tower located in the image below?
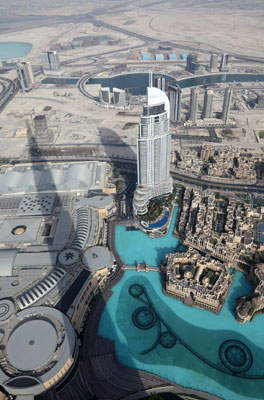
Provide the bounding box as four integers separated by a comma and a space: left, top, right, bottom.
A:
133, 84, 173, 216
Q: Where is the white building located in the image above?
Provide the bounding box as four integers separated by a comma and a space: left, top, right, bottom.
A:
203, 89, 214, 119
41, 51, 62, 75
16, 61, 34, 93
133, 86, 173, 215
99, 87, 111, 105
113, 87, 126, 107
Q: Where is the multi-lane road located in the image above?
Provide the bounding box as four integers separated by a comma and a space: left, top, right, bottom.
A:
0, 77, 18, 113
8, 149, 264, 195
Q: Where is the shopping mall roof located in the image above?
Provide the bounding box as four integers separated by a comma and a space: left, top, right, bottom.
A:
0, 217, 41, 243
72, 193, 113, 209
0, 162, 106, 194
17, 193, 56, 216
82, 246, 113, 271
0, 249, 19, 276
6, 319, 57, 371
1, 306, 76, 397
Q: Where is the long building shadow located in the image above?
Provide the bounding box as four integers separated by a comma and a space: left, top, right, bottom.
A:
97, 125, 137, 219
21, 117, 174, 400
4, 106, 224, 400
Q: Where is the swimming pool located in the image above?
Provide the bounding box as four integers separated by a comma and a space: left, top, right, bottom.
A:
148, 211, 170, 229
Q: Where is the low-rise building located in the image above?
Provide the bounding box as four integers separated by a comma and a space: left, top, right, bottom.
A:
162, 249, 232, 313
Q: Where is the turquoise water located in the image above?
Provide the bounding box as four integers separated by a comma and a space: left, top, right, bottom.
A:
98, 270, 264, 400
0, 42, 32, 60
98, 207, 264, 399
115, 207, 180, 266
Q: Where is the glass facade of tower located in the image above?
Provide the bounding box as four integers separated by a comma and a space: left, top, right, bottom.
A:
133, 87, 173, 216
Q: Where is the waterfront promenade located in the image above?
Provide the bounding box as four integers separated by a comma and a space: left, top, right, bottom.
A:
47, 267, 223, 400
43, 215, 223, 400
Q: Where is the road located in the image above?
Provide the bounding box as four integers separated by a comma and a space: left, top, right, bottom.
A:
0, 77, 18, 113
78, 70, 103, 101
9, 151, 264, 194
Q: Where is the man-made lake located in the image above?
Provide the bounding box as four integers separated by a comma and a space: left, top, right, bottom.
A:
98, 209, 264, 400
0, 42, 32, 60
115, 208, 179, 266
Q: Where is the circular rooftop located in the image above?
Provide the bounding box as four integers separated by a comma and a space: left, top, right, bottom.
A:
1, 306, 77, 398
58, 248, 79, 266
0, 299, 15, 321
12, 225, 26, 235
6, 319, 57, 371
82, 246, 113, 271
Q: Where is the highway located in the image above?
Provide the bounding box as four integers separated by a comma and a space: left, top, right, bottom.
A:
10, 150, 264, 194
78, 71, 102, 101
0, 77, 19, 113
92, 19, 156, 43
0, 81, 5, 97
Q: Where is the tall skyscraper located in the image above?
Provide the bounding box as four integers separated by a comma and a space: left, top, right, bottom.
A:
168, 85, 181, 123
99, 87, 111, 105
203, 89, 214, 119
209, 54, 218, 73
153, 75, 166, 91
222, 86, 233, 124
113, 88, 126, 107
16, 61, 34, 93
41, 51, 61, 75
186, 53, 197, 72
219, 53, 229, 72
133, 86, 173, 216
189, 87, 199, 124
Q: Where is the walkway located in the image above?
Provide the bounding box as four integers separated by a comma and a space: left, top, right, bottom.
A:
44, 266, 223, 400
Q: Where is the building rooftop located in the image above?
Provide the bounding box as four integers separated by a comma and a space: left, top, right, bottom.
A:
155, 54, 164, 61
1, 306, 76, 397
82, 246, 113, 271
0, 161, 106, 194
17, 193, 56, 216
142, 54, 151, 61
0, 217, 42, 244
0, 249, 19, 276
72, 192, 113, 209
6, 319, 57, 371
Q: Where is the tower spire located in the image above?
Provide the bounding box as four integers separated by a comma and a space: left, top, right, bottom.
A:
149, 70, 153, 88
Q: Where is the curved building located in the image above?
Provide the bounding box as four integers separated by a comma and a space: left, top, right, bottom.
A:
82, 246, 113, 272
133, 86, 173, 215
0, 306, 77, 398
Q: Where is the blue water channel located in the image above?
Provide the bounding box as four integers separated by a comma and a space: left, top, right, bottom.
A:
41, 72, 264, 96
0, 42, 32, 60
98, 208, 264, 400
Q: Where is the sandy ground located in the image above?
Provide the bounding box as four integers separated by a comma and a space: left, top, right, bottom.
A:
0, 0, 264, 158
0, 84, 140, 158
